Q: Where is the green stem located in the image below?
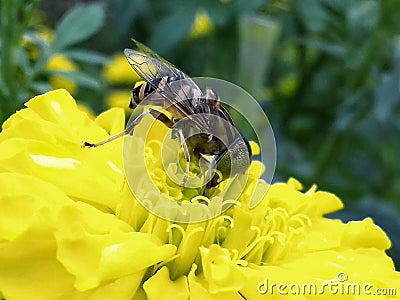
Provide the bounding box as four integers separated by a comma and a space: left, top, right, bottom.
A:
0, 0, 42, 124
1, 0, 18, 102
312, 131, 340, 180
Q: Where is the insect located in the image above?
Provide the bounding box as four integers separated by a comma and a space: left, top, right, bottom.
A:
85, 40, 252, 192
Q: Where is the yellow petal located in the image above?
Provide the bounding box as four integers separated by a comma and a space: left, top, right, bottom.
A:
0, 138, 122, 211
0, 172, 177, 298
200, 244, 246, 294
0, 91, 126, 211
304, 218, 345, 251
0, 172, 72, 241
222, 206, 253, 254
95, 107, 126, 136
341, 218, 391, 250
188, 265, 215, 300
25, 89, 112, 143
249, 140, 260, 156
143, 267, 189, 300
239, 249, 400, 299
71, 272, 145, 300
188, 265, 244, 300
0, 173, 76, 299
56, 222, 176, 290
0, 221, 75, 300
26, 89, 80, 125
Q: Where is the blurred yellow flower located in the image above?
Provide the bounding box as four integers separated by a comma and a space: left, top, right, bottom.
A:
103, 53, 140, 84
0, 89, 399, 299
277, 73, 299, 97
106, 90, 132, 112
22, 26, 54, 60
190, 10, 214, 38
46, 54, 78, 95
77, 102, 96, 119
36, 26, 54, 42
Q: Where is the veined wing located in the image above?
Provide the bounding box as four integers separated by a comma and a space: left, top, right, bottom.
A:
124, 45, 209, 130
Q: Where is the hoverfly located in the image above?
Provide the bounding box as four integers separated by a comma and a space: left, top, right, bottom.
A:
85, 40, 251, 192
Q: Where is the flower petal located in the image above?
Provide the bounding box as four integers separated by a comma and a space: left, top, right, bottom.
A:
188, 265, 245, 300
0, 90, 127, 211
0, 173, 76, 299
56, 220, 176, 290
0, 137, 122, 211
238, 248, 400, 299
341, 218, 391, 250
200, 245, 246, 294
143, 267, 189, 300
94, 107, 125, 136
0, 173, 176, 298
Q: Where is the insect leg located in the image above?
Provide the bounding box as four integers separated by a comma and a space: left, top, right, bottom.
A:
84, 109, 172, 147
177, 129, 190, 187
83, 130, 126, 148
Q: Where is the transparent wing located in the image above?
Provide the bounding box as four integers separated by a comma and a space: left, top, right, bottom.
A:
129, 39, 176, 67
124, 48, 186, 83
124, 48, 208, 129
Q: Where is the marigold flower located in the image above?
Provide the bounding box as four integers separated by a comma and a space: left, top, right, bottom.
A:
0, 89, 399, 299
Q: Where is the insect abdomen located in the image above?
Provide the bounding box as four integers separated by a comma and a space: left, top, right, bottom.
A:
130, 81, 154, 108
130, 76, 178, 109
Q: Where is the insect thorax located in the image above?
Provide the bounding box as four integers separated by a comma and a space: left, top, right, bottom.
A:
130, 76, 181, 109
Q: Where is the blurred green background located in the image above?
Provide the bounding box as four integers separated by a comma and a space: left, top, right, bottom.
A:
0, 0, 399, 267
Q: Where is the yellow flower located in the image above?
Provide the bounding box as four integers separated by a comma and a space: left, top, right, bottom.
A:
190, 10, 214, 39
46, 54, 78, 95
77, 102, 96, 120
36, 27, 54, 42
103, 53, 140, 84
22, 26, 54, 60
0, 89, 399, 299
106, 90, 132, 113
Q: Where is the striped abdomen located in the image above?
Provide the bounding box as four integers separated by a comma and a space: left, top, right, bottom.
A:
130, 76, 179, 109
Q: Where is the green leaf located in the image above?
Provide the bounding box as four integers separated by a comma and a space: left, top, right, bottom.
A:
31, 82, 52, 94
297, 37, 346, 57
109, 0, 145, 36
0, 70, 8, 99
62, 49, 109, 65
347, 1, 379, 39
293, 0, 328, 32
47, 70, 101, 90
52, 3, 105, 51
230, 0, 266, 15
16, 45, 30, 68
148, 10, 195, 54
